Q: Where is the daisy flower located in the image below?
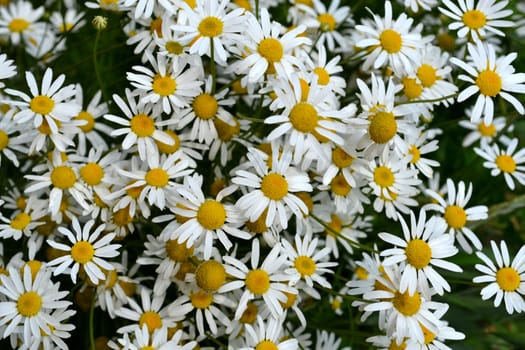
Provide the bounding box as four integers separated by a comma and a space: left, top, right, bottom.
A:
46, 217, 121, 284
232, 8, 310, 84
127, 53, 203, 114
396, 130, 440, 179
221, 239, 297, 319
232, 146, 312, 230
379, 210, 462, 296
424, 178, 488, 253
166, 174, 250, 259
473, 240, 525, 314
0, 1, 45, 45
0, 197, 46, 241
303, 44, 346, 96
4, 68, 80, 134
120, 325, 197, 350
49, 8, 86, 33
0, 53, 16, 88
239, 315, 298, 350
439, 0, 514, 40
450, 40, 525, 125
173, 0, 247, 65
298, 0, 351, 52
0, 110, 29, 167
0, 265, 72, 343
354, 1, 423, 72
459, 113, 506, 147
104, 88, 175, 161
474, 138, 525, 190
281, 231, 337, 290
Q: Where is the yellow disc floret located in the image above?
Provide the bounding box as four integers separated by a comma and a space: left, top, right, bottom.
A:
193, 94, 218, 120
408, 145, 421, 164
139, 311, 162, 333
190, 290, 214, 309
379, 29, 402, 54
130, 114, 155, 137
165, 239, 194, 262
75, 111, 95, 132
462, 9, 486, 30
477, 122, 496, 137
289, 102, 318, 133
71, 241, 95, 264
197, 200, 227, 230
255, 340, 279, 350
318, 13, 336, 32
50, 166, 76, 189
496, 267, 521, 292
152, 75, 176, 96
476, 70, 502, 97
495, 154, 516, 173
374, 166, 395, 188
156, 130, 180, 154
314, 67, 330, 85
10, 212, 31, 230
332, 147, 353, 168
145, 168, 169, 188
258, 38, 284, 63
402, 77, 422, 100
417, 64, 439, 88
30, 95, 54, 115
245, 269, 270, 295
444, 205, 467, 229
392, 290, 421, 316
17, 291, 42, 317
0, 130, 9, 150
294, 256, 316, 276
80, 162, 104, 186
405, 239, 432, 269
260, 173, 288, 200
330, 174, 351, 196
9, 18, 30, 32
369, 111, 397, 144
195, 260, 226, 291
198, 16, 223, 37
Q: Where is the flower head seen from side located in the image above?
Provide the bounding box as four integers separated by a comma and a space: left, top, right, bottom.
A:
424, 178, 488, 253
0, 53, 16, 88
379, 210, 462, 297
239, 315, 299, 350
473, 240, 525, 314
474, 138, 525, 190
439, 0, 514, 41
450, 41, 525, 125
46, 217, 121, 284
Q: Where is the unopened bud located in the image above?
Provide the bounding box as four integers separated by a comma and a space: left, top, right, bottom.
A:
92, 16, 108, 30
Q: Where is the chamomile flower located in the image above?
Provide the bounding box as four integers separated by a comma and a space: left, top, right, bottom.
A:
232, 8, 310, 84
0, 53, 16, 88
123, 325, 197, 350
4, 68, 80, 134
450, 40, 525, 125
474, 138, 525, 190
459, 114, 506, 147
355, 1, 423, 72
303, 44, 346, 96
424, 178, 488, 253
0, 265, 72, 342
379, 210, 462, 296
167, 174, 250, 259
232, 146, 312, 230
396, 130, 440, 178
439, 0, 514, 40
239, 315, 299, 350
0, 110, 29, 167
222, 239, 297, 319
0, 197, 46, 241
104, 88, 175, 161
0, 1, 45, 45
46, 217, 121, 284
127, 53, 202, 114
49, 8, 85, 33
473, 240, 525, 314
173, 0, 247, 65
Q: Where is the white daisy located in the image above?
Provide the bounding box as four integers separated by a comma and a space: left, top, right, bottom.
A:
0, 1, 45, 45
0, 53, 16, 88
0, 110, 29, 167
459, 113, 507, 147
473, 240, 525, 314
474, 138, 525, 190
239, 315, 299, 350
46, 217, 121, 284
450, 40, 525, 125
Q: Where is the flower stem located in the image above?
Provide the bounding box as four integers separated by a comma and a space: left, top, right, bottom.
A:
89, 292, 97, 350
210, 38, 217, 94
397, 93, 457, 105
93, 30, 109, 104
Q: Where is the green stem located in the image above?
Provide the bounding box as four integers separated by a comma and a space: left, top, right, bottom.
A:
93, 30, 109, 104
89, 292, 97, 350
236, 113, 264, 123
397, 93, 458, 105
210, 38, 217, 94
310, 213, 378, 254
255, 0, 260, 20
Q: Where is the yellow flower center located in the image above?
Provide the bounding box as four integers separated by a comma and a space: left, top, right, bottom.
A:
355, 266, 368, 280
299, 78, 310, 101
10, 212, 31, 230
139, 311, 162, 333
152, 75, 176, 97
402, 77, 422, 100
417, 64, 439, 88
193, 93, 218, 120
71, 241, 95, 264
50, 166, 77, 189
16, 196, 27, 211
258, 38, 284, 63
294, 256, 316, 276
150, 18, 163, 38
477, 122, 496, 137
190, 290, 214, 309
379, 29, 402, 54
30, 95, 55, 115
198, 16, 223, 37
314, 67, 330, 85
17, 291, 42, 317
233, 0, 252, 10
260, 173, 289, 200
126, 181, 144, 199
389, 339, 407, 350
165, 40, 184, 55
165, 239, 194, 262
330, 174, 351, 196
197, 200, 227, 230
38, 119, 61, 135
80, 162, 104, 186
444, 205, 467, 229
369, 111, 397, 144
105, 270, 118, 289
318, 13, 336, 32
476, 70, 502, 97
325, 214, 342, 238
437, 33, 455, 52
462, 9, 486, 30
75, 111, 96, 132
156, 130, 180, 154
58, 23, 73, 32
240, 302, 258, 324
421, 324, 436, 345
289, 102, 318, 133
255, 340, 278, 350
332, 147, 353, 168
392, 290, 421, 316
195, 260, 226, 291
280, 291, 297, 309
495, 154, 516, 173
130, 114, 155, 137
0, 129, 9, 150
496, 267, 521, 292
374, 166, 395, 188
405, 239, 432, 269
245, 269, 270, 295
245, 210, 268, 234
408, 145, 421, 164
8, 18, 30, 32
214, 118, 240, 142
145, 168, 169, 187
